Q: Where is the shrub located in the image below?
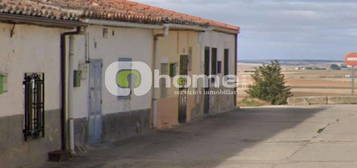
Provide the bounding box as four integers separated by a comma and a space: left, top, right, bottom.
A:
246, 60, 291, 105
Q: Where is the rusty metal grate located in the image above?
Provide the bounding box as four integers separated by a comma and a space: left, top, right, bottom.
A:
23, 73, 45, 141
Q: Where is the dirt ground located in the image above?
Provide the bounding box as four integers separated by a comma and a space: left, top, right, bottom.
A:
238, 63, 356, 101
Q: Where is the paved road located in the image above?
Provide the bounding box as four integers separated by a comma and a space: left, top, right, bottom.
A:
44, 105, 357, 168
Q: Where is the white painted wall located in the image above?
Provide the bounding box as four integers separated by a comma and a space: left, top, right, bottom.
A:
70, 25, 153, 118
0, 23, 64, 117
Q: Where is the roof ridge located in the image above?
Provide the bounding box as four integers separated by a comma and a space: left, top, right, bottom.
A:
124, 0, 239, 30
0, 0, 239, 32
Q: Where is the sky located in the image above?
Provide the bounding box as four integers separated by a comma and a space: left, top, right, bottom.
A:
132, 0, 357, 61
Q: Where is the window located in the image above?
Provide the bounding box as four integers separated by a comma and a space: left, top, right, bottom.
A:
73, 70, 81, 87
169, 63, 177, 77
180, 55, 189, 75
103, 28, 109, 39
217, 61, 222, 74
0, 73, 7, 94
23, 73, 45, 141
224, 49, 229, 75
211, 48, 217, 75
204, 47, 210, 76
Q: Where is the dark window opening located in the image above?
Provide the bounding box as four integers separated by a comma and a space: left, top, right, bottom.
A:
217, 61, 222, 74
170, 63, 177, 77
23, 73, 45, 141
180, 55, 189, 75
204, 47, 210, 76
103, 28, 109, 39
211, 48, 217, 75
224, 49, 229, 75
73, 70, 81, 87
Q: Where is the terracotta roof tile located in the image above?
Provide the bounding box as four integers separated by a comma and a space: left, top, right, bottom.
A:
0, 0, 239, 32
0, 0, 80, 21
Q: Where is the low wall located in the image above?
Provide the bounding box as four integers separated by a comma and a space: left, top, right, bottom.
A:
0, 110, 61, 168
73, 109, 151, 150
288, 96, 357, 105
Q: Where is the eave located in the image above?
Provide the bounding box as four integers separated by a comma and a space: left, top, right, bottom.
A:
0, 13, 85, 29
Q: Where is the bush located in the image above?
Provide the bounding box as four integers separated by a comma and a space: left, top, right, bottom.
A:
246, 60, 291, 105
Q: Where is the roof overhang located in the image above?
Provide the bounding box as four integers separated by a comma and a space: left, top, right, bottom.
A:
165, 24, 239, 34
81, 19, 239, 35
82, 19, 164, 29
82, 19, 213, 33
163, 24, 208, 32
211, 26, 240, 35
0, 13, 85, 29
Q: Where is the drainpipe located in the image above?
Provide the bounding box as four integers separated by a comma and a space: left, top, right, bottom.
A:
151, 25, 169, 128
60, 27, 81, 152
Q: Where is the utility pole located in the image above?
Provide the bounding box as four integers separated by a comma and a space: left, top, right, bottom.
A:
352, 66, 355, 95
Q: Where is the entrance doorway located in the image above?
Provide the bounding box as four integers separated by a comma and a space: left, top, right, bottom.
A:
88, 60, 103, 144
178, 55, 189, 123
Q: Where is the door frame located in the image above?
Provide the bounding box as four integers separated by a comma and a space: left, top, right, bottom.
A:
88, 59, 103, 144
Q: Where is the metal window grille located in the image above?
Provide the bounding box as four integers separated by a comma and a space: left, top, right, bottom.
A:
23, 73, 45, 141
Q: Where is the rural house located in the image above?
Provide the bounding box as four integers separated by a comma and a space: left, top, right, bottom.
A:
153, 28, 239, 128
0, 1, 83, 168
0, 0, 239, 168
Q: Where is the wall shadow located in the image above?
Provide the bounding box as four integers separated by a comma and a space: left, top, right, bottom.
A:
43, 106, 327, 168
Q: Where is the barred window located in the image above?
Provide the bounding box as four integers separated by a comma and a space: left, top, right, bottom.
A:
23, 73, 45, 141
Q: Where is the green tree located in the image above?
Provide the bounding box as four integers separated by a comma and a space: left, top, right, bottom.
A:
246, 60, 291, 105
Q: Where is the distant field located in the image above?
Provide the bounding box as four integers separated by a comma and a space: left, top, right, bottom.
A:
238, 63, 356, 101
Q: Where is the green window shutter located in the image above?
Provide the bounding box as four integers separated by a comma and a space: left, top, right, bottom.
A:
0, 74, 7, 94
170, 63, 177, 77
73, 70, 81, 87
0, 75, 4, 93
